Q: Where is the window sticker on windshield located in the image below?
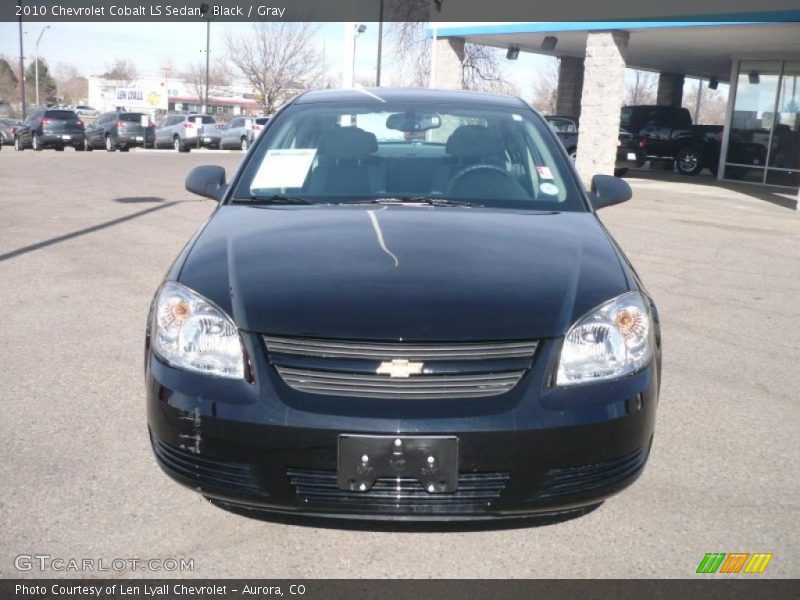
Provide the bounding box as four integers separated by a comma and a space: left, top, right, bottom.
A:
540, 182, 559, 195
535, 166, 554, 179
512, 114, 522, 121
250, 149, 318, 190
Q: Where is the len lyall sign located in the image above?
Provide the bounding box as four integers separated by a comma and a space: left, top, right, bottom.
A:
114, 87, 167, 111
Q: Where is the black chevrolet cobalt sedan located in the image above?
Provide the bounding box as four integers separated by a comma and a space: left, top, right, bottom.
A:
146, 88, 661, 521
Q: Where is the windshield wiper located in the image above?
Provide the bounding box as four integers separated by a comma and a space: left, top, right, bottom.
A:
233, 194, 315, 205
355, 196, 481, 207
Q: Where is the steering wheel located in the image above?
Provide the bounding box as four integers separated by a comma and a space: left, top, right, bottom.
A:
446, 164, 529, 201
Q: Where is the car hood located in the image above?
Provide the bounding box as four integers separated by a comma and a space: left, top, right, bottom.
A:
177, 205, 630, 340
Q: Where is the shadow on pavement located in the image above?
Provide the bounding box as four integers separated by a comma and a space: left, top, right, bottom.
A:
0, 200, 181, 262
624, 168, 798, 210
207, 499, 603, 532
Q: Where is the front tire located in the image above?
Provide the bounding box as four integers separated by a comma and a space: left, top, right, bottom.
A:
105, 135, 116, 152
14, 136, 23, 151
675, 147, 703, 176
32, 134, 42, 151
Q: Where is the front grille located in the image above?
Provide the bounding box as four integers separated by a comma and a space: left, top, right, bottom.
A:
275, 366, 527, 399
264, 336, 539, 360
537, 447, 649, 500
264, 336, 538, 400
288, 468, 509, 513
151, 437, 262, 495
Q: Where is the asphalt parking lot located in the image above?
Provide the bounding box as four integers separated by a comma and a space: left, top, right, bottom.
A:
1, 149, 798, 579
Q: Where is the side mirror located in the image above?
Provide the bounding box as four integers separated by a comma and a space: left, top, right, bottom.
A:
186, 165, 226, 201
590, 174, 632, 210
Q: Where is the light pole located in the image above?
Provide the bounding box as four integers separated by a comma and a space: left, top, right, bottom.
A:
17, 0, 26, 117
200, 3, 210, 114
353, 24, 366, 85
376, 0, 384, 86
35, 25, 50, 107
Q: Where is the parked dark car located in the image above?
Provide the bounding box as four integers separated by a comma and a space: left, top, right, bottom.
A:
0, 118, 22, 146
545, 114, 644, 177
83, 111, 155, 152
544, 115, 579, 160
13, 108, 86, 151
146, 88, 661, 521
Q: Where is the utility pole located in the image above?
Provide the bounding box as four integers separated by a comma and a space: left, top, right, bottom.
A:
17, 0, 26, 117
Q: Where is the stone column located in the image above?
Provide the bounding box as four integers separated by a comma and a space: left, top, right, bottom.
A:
556, 56, 584, 121
657, 72, 685, 107
575, 30, 629, 182
432, 37, 465, 90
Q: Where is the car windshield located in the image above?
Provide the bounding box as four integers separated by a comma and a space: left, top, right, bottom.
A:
232, 101, 585, 211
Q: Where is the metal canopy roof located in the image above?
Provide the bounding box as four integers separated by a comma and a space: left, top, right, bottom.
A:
432, 22, 800, 81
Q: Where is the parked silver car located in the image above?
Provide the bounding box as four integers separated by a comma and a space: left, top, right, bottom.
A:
154, 114, 220, 152
219, 116, 270, 150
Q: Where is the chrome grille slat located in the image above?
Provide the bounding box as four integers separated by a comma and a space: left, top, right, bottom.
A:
264, 336, 537, 399
264, 336, 538, 360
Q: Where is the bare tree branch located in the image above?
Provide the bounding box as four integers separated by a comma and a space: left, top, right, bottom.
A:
102, 59, 139, 87
225, 22, 322, 114
181, 59, 231, 103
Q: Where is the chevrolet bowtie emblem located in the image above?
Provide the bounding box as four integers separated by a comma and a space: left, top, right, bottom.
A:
376, 359, 424, 378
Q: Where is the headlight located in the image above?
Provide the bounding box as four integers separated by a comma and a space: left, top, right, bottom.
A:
556, 291, 653, 386
152, 281, 244, 379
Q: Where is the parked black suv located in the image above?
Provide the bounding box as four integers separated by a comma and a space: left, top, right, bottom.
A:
14, 108, 86, 151
84, 111, 155, 152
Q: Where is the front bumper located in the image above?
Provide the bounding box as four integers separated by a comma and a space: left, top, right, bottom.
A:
146, 333, 659, 520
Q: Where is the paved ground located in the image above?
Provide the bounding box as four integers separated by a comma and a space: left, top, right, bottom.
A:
1, 149, 798, 579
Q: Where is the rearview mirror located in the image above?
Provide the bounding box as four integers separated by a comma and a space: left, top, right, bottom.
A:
386, 112, 441, 133
186, 165, 227, 201
590, 174, 632, 210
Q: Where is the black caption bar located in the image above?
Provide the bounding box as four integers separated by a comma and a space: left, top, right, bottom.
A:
3, 0, 800, 22
3, 580, 800, 600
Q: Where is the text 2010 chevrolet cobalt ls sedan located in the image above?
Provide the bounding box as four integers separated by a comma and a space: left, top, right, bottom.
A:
146, 88, 661, 521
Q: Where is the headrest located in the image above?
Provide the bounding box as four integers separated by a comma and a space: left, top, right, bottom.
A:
319, 127, 378, 160
446, 125, 504, 159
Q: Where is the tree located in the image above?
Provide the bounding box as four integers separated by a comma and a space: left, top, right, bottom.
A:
625, 69, 658, 105
54, 64, 88, 105
181, 59, 232, 104
530, 60, 559, 114
25, 58, 57, 105
0, 58, 19, 102
683, 81, 729, 125
102, 59, 139, 87
225, 22, 322, 114
387, 21, 513, 92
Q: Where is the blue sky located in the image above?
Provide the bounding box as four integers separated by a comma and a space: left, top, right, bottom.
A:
0, 21, 548, 92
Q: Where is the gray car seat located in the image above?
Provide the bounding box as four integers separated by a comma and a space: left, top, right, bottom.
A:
305, 127, 385, 195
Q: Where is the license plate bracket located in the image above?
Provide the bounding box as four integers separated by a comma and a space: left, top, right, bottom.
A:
338, 435, 458, 493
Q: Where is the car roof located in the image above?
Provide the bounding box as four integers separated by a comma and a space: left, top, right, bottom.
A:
293, 87, 527, 109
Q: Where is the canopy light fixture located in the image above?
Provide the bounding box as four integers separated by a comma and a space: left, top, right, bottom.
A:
506, 46, 520, 60
541, 36, 558, 51
748, 71, 760, 84
708, 78, 719, 90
